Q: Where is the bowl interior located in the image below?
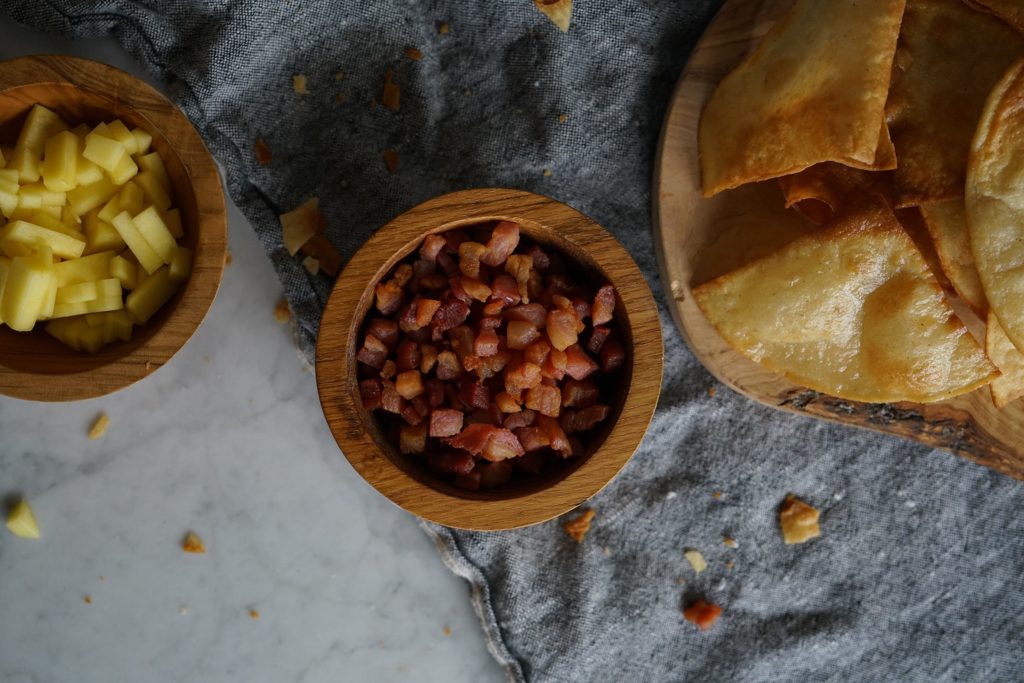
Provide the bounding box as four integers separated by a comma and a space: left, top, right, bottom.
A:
348, 217, 635, 502
0, 82, 201, 376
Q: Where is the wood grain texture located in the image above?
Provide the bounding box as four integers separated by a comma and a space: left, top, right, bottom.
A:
653, 0, 1024, 481
316, 188, 664, 530
0, 55, 227, 401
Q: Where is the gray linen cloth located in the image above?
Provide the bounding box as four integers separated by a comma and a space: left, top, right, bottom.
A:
7, 2, 1023, 681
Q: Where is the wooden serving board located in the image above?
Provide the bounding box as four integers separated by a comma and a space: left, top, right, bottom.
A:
652, 0, 1024, 480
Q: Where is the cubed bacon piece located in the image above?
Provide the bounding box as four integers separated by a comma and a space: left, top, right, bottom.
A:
397, 303, 419, 332
561, 404, 610, 433
459, 380, 491, 410
458, 241, 488, 279
483, 301, 504, 316
399, 422, 428, 454
449, 276, 473, 305
507, 321, 541, 350
436, 251, 459, 276
474, 329, 500, 357
552, 294, 573, 310
429, 409, 464, 437
415, 299, 442, 327
505, 254, 533, 302
401, 404, 423, 425
568, 436, 585, 458
504, 303, 547, 328
481, 221, 520, 266
374, 280, 404, 315
427, 451, 475, 475
461, 278, 492, 302
479, 316, 503, 330
420, 344, 438, 373
412, 258, 435, 287
419, 273, 448, 290
476, 349, 511, 380
601, 337, 625, 373
454, 471, 482, 490
444, 229, 469, 253
380, 360, 397, 379
466, 404, 503, 426
562, 379, 600, 408
541, 348, 567, 380
527, 271, 544, 301
505, 362, 543, 395
366, 318, 400, 350
592, 284, 616, 326
395, 370, 424, 400
359, 378, 382, 410
463, 354, 483, 372
357, 333, 389, 369
587, 325, 611, 354
564, 344, 599, 380
571, 297, 591, 323
435, 351, 461, 380
426, 377, 445, 407
537, 414, 572, 456
411, 394, 430, 417
504, 408, 537, 430
526, 245, 550, 272
396, 340, 421, 372
449, 424, 497, 455
489, 274, 521, 307
516, 450, 545, 474
392, 263, 413, 288
524, 339, 551, 366
525, 384, 561, 417
546, 309, 578, 351
432, 299, 470, 333
381, 380, 403, 414
495, 392, 521, 413
482, 428, 525, 461
420, 234, 446, 263
478, 460, 514, 488
514, 426, 550, 452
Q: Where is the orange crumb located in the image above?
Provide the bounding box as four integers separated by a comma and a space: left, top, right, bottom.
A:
712, 491, 722, 500
564, 508, 595, 543
301, 235, 343, 276
438, 22, 450, 34
254, 138, 272, 165
182, 532, 206, 554
708, 385, 716, 398
443, 625, 452, 636
683, 599, 721, 630
274, 298, 291, 324
722, 535, 738, 548
382, 149, 399, 174
225, 250, 233, 266
558, 113, 568, 123
535, 0, 573, 32
382, 68, 401, 112
84, 595, 92, 604
249, 609, 260, 620
405, 46, 423, 61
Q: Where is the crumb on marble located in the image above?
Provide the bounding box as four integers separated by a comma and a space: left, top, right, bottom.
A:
182, 532, 206, 554
684, 548, 706, 575
564, 508, 595, 543
99, 576, 106, 581
722, 535, 738, 549
780, 494, 821, 545
405, 46, 423, 61
83, 595, 92, 604
293, 74, 308, 95
202, 356, 211, 364
274, 298, 291, 324
180, 606, 188, 616
88, 413, 110, 440
249, 609, 260, 620
443, 625, 452, 636
254, 138, 272, 165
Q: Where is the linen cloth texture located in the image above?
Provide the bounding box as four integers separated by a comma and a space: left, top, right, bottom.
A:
6, 2, 1023, 681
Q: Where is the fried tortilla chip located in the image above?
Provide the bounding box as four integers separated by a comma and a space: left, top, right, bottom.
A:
966, 0, 1024, 34
779, 162, 895, 225
919, 202, 988, 314
985, 312, 1024, 408
699, 0, 904, 197
967, 58, 1024, 355
693, 201, 996, 403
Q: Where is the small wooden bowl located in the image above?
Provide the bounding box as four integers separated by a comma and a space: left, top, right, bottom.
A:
0, 55, 227, 402
316, 188, 663, 530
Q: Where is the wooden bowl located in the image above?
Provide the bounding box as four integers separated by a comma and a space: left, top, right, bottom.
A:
0, 55, 227, 402
316, 188, 663, 530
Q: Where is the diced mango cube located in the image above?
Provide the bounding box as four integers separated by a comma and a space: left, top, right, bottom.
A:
56, 277, 121, 305
82, 211, 125, 255
109, 254, 138, 289
131, 128, 152, 155
39, 273, 57, 320
11, 105, 67, 182
107, 153, 138, 185
6, 499, 41, 539
55, 250, 115, 286
111, 211, 163, 274
168, 246, 192, 282
68, 176, 118, 216
0, 220, 86, 259
126, 266, 178, 324
9, 208, 81, 239
97, 195, 120, 223
46, 315, 88, 350
41, 130, 79, 192
105, 119, 138, 155
107, 309, 134, 341
1, 246, 54, 331
132, 206, 176, 264
75, 155, 103, 186
61, 205, 80, 232
136, 152, 170, 195
118, 180, 144, 216
83, 133, 126, 172
134, 171, 171, 212
18, 183, 66, 208
70, 123, 90, 140
163, 208, 183, 240
51, 294, 123, 320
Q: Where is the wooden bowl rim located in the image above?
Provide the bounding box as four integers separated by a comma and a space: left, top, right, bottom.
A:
0, 54, 227, 402
316, 188, 663, 530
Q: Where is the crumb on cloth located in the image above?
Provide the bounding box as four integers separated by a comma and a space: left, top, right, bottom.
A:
254, 138, 272, 165
293, 74, 308, 95
779, 494, 821, 545
405, 46, 423, 61
684, 548, 706, 574
683, 599, 721, 631
274, 298, 291, 324
564, 508, 595, 543
382, 149, 399, 174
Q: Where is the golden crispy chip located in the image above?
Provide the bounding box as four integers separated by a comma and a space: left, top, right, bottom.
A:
280, 197, 321, 256
779, 495, 820, 545
985, 312, 1024, 408
699, 0, 904, 196
919, 202, 988, 314
300, 234, 342, 276
967, 59, 1024, 355
779, 161, 894, 225
535, 0, 572, 32
966, 0, 1024, 33
693, 201, 996, 403
564, 508, 594, 542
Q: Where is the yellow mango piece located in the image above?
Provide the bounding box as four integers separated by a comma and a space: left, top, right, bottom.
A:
51, 294, 123, 320
56, 277, 120, 304
107, 153, 138, 186
46, 315, 88, 350
168, 246, 192, 282
163, 208, 183, 239
68, 176, 119, 217
132, 206, 176, 264
8, 148, 39, 183
0, 256, 9, 326
55, 251, 115, 286
18, 183, 66, 209
0, 168, 18, 194
131, 128, 152, 155
11, 105, 68, 183
111, 211, 162, 274
97, 195, 120, 224
105, 119, 138, 155
118, 180, 144, 216
1, 246, 54, 331
0, 220, 85, 259
107, 309, 133, 341
83, 133, 126, 172
70, 123, 90, 140
39, 274, 57, 320
41, 130, 79, 192
61, 204, 80, 231
6, 499, 41, 539
75, 154, 103, 186
136, 152, 170, 194
134, 171, 171, 212
9, 208, 81, 239
109, 254, 138, 289
82, 211, 125, 255
126, 265, 178, 324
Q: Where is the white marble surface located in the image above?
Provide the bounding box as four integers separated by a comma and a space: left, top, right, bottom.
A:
0, 23, 504, 683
